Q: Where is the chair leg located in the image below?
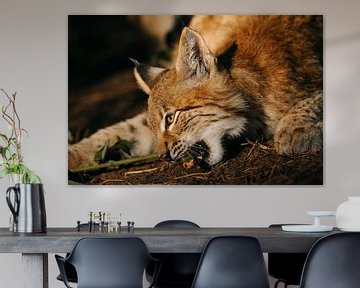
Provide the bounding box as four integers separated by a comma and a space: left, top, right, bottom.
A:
274, 279, 288, 288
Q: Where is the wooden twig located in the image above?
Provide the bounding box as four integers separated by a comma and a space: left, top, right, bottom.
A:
124, 167, 159, 176
243, 167, 259, 174
246, 139, 273, 151
245, 144, 256, 159
69, 154, 159, 173
172, 171, 212, 180
99, 179, 128, 185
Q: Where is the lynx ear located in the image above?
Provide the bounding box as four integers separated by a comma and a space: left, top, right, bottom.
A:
176, 27, 216, 81
131, 58, 165, 94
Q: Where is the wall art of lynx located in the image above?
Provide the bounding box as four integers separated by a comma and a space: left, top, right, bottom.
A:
68, 15, 323, 185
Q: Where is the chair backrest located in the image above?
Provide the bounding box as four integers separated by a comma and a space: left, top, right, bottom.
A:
300, 232, 360, 288
66, 237, 154, 288
191, 236, 270, 288
150, 220, 201, 287
155, 219, 200, 228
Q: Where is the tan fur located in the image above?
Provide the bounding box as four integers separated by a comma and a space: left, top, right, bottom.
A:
69, 15, 322, 169
138, 16, 322, 165
68, 111, 154, 169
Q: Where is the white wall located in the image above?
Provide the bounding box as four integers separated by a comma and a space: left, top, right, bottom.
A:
0, 0, 359, 287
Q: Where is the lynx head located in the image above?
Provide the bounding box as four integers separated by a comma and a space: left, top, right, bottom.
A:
133, 27, 247, 165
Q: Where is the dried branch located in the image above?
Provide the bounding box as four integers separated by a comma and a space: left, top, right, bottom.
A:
69, 154, 159, 173
0, 89, 40, 183
124, 167, 159, 176
172, 171, 213, 180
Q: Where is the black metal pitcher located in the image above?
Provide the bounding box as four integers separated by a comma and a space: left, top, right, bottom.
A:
6, 183, 47, 233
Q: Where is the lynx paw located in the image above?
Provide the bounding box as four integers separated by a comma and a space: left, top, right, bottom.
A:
274, 120, 322, 155
68, 146, 95, 170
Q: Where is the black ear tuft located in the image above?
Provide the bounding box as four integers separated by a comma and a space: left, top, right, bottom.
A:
131, 58, 166, 94
129, 57, 139, 66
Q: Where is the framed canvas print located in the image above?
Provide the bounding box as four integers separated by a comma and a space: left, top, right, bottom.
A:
68, 15, 323, 185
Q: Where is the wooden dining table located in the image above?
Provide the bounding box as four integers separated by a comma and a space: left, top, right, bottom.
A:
0, 226, 339, 288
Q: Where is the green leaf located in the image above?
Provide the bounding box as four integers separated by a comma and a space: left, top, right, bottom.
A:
94, 140, 110, 163
111, 140, 132, 156
27, 170, 41, 184
21, 128, 29, 137
0, 146, 8, 158
0, 133, 8, 142
18, 164, 41, 184
93, 139, 134, 163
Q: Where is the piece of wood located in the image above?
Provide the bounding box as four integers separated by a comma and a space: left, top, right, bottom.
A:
0, 227, 339, 253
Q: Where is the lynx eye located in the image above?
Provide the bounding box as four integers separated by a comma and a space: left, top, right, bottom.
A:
165, 113, 175, 125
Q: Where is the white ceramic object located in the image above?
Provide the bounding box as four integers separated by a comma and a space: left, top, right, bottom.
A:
282, 225, 333, 232
336, 197, 360, 231
282, 211, 335, 233
307, 211, 336, 217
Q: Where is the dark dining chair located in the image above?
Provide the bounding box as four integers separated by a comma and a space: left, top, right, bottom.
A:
55, 237, 160, 288
147, 220, 201, 288
268, 224, 308, 288
56, 262, 77, 284
300, 232, 360, 288
56, 223, 99, 284
191, 236, 270, 288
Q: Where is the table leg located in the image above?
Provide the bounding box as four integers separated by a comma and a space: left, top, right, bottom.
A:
22, 253, 48, 288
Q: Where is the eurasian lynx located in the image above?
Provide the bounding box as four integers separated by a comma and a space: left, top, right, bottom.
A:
68, 15, 322, 170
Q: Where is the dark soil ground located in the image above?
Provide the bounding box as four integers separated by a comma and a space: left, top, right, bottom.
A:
68, 16, 323, 186
69, 143, 322, 185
